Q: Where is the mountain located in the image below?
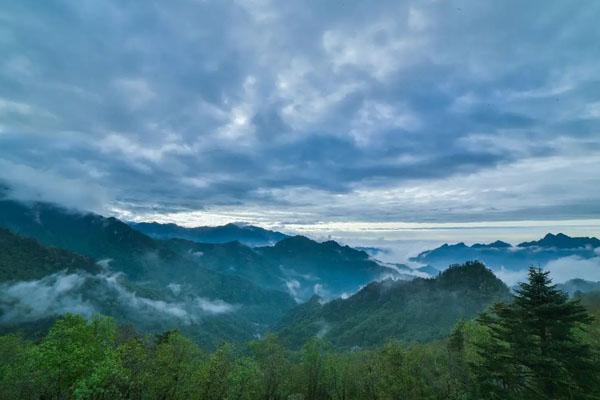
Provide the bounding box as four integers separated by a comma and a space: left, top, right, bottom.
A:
356, 246, 391, 257
163, 234, 408, 301
0, 199, 407, 301
557, 278, 600, 296
0, 199, 411, 344
0, 228, 99, 282
416, 264, 440, 276
255, 235, 405, 301
0, 199, 160, 280
412, 233, 600, 272
162, 238, 285, 291
130, 221, 289, 247
275, 261, 511, 349
471, 240, 511, 249
0, 200, 296, 346
517, 233, 600, 249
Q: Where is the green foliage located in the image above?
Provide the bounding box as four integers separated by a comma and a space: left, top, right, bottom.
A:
299, 338, 331, 400
227, 357, 263, 400
196, 344, 235, 400
0, 334, 39, 399
0, 201, 297, 347
147, 331, 204, 399
474, 267, 599, 399
249, 333, 290, 400
2, 269, 600, 399
277, 261, 511, 348
0, 228, 99, 282
34, 314, 128, 399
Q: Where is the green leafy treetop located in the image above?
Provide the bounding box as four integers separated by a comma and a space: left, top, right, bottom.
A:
475, 267, 599, 399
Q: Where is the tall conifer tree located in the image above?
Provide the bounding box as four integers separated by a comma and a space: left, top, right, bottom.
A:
476, 267, 598, 399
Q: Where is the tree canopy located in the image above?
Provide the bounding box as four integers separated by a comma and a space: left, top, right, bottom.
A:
1, 267, 599, 399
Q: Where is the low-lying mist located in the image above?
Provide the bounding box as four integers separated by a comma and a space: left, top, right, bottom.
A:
494, 253, 600, 287
0, 270, 237, 326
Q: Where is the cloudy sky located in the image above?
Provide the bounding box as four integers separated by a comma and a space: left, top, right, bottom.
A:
1, 0, 599, 241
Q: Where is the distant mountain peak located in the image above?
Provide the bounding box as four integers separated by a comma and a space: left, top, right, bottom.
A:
471, 240, 511, 249
276, 260, 510, 349
439, 260, 499, 284
272, 236, 369, 259
518, 232, 600, 249
277, 235, 313, 245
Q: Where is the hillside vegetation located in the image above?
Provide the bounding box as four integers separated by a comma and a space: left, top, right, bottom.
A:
276, 261, 511, 348
1, 267, 598, 399
0, 228, 99, 282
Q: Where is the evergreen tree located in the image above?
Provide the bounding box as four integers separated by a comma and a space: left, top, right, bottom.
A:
476, 267, 598, 399
447, 321, 470, 398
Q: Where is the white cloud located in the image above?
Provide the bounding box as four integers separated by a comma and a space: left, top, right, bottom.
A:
1, 0, 599, 234
494, 267, 529, 287
0, 271, 238, 325
322, 20, 425, 80
284, 279, 301, 303
545, 256, 600, 284
0, 98, 34, 115
195, 297, 236, 314
97, 133, 194, 166
0, 272, 94, 323
583, 102, 600, 119
167, 282, 181, 295
487, 256, 600, 287
0, 159, 112, 213
214, 76, 259, 142
408, 8, 428, 31
113, 78, 156, 109
276, 57, 363, 131
350, 101, 420, 146
316, 320, 330, 338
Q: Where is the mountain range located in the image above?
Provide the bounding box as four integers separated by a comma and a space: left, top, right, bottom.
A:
0, 202, 295, 346
129, 221, 289, 247
0, 199, 408, 346
518, 233, 600, 249
557, 278, 600, 296
1, 198, 599, 349
412, 233, 600, 272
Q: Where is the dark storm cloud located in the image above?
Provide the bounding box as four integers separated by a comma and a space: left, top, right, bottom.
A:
0, 0, 599, 221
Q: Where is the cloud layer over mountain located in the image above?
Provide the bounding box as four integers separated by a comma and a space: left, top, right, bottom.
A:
0, 270, 236, 325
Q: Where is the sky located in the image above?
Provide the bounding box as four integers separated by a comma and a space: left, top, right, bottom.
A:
1, 0, 600, 244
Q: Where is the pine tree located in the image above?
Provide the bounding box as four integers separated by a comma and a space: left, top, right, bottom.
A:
474, 303, 527, 399
447, 321, 470, 398
475, 267, 598, 399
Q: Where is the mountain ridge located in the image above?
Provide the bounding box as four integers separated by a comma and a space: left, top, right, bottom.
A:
276, 261, 511, 349
0, 199, 297, 346
517, 232, 600, 249
412, 232, 600, 272
130, 221, 289, 247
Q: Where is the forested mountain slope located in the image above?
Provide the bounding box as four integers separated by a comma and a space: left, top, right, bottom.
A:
0, 200, 409, 303
276, 261, 511, 348
0, 200, 296, 346
162, 234, 408, 301
0, 228, 99, 282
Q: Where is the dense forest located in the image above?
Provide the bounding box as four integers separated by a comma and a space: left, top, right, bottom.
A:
1, 268, 599, 400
